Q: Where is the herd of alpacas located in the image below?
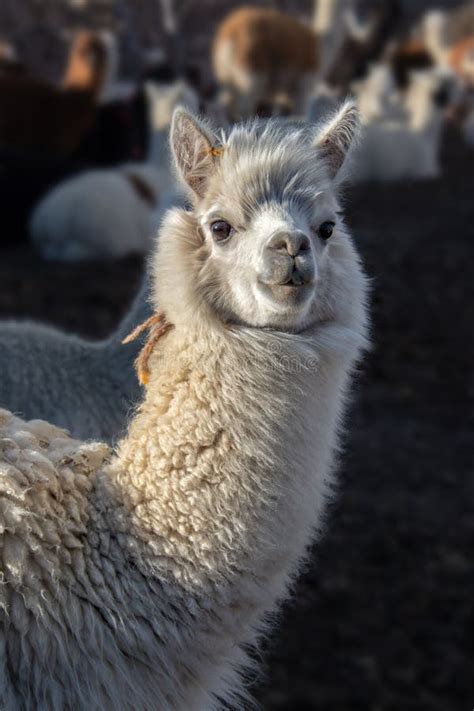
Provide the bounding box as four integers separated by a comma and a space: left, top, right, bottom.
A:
0, 1, 473, 260
0, 1, 472, 707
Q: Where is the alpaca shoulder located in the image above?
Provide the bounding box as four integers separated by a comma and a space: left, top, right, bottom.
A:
0, 410, 110, 556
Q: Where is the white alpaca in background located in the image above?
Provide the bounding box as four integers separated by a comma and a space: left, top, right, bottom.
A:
0, 103, 368, 709
29, 80, 198, 261
353, 69, 452, 182
352, 63, 404, 122
422, 10, 451, 68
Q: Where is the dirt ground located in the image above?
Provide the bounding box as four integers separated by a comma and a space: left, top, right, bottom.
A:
0, 126, 473, 710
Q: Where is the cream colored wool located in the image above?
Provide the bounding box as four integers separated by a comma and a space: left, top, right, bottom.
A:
0, 104, 369, 710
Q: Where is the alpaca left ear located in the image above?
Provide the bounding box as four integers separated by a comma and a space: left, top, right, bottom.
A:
313, 101, 361, 179
170, 108, 220, 197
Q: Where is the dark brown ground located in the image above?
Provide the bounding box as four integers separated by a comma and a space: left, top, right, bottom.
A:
0, 127, 473, 710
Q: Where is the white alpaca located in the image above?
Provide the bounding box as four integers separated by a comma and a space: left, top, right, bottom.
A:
422, 10, 451, 67
29, 80, 198, 261
0, 278, 151, 442
0, 104, 368, 709
352, 63, 405, 123
353, 69, 450, 182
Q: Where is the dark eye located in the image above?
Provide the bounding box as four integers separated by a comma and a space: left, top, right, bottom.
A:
210, 220, 234, 243
318, 221, 335, 241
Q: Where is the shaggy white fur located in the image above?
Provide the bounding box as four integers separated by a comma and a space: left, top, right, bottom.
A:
0, 104, 368, 709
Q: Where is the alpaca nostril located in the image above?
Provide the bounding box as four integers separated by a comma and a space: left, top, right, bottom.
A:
298, 234, 311, 253
268, 231, 311, 257
270, 236, 290, 253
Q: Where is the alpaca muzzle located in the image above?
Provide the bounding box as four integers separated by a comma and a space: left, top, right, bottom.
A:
260, 230, 316, 288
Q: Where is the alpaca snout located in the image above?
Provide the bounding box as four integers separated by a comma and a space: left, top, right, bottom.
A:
259, 254, 316, 287
267, 230, 310, 257
260, 230, 316, 287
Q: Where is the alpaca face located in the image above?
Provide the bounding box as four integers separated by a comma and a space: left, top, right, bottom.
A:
168, 104, 361, 331
196, 186, 339, 330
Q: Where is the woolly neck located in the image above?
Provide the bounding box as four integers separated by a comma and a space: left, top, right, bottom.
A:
98, 317, 356, 597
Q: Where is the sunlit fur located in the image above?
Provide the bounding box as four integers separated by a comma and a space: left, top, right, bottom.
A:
0, 107, 368, 710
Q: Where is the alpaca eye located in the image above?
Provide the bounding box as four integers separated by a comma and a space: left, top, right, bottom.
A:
211, 220, 234, 243
318, 221, 335, 241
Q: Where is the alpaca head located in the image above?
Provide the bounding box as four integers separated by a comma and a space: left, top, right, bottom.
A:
154, 103, 362, 333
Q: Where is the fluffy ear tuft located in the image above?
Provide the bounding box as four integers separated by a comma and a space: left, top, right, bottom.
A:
170, 109, 220, 197
313, 101, 361, 179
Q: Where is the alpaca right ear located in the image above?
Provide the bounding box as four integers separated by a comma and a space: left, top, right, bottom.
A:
170, 109, 219, 197
313, 101, 361, 179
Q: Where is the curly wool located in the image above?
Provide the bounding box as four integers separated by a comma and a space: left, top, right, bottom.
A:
0, 318, 366, 710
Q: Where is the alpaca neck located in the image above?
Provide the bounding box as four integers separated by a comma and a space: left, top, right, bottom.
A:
105, 322, 349, 598
424, 16, 450, 66
84, 315, 362, 709
313, 0, 343, 35
314, 0, 348, 77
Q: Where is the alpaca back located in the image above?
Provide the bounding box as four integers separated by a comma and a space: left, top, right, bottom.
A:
30, 167, 159, 261
0, 278, 150, 441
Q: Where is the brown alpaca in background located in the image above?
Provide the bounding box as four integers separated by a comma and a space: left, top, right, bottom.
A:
212, 6, 319, 119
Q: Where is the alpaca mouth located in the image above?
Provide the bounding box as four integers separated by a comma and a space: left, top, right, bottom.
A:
281, 271, 309, 287
258, 270, 313, 289
257, 278, 314, 309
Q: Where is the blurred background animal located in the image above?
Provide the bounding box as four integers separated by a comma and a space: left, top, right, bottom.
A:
213, 6, 319, 118
0, 278, 151, 441
29, 79, 198, 260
